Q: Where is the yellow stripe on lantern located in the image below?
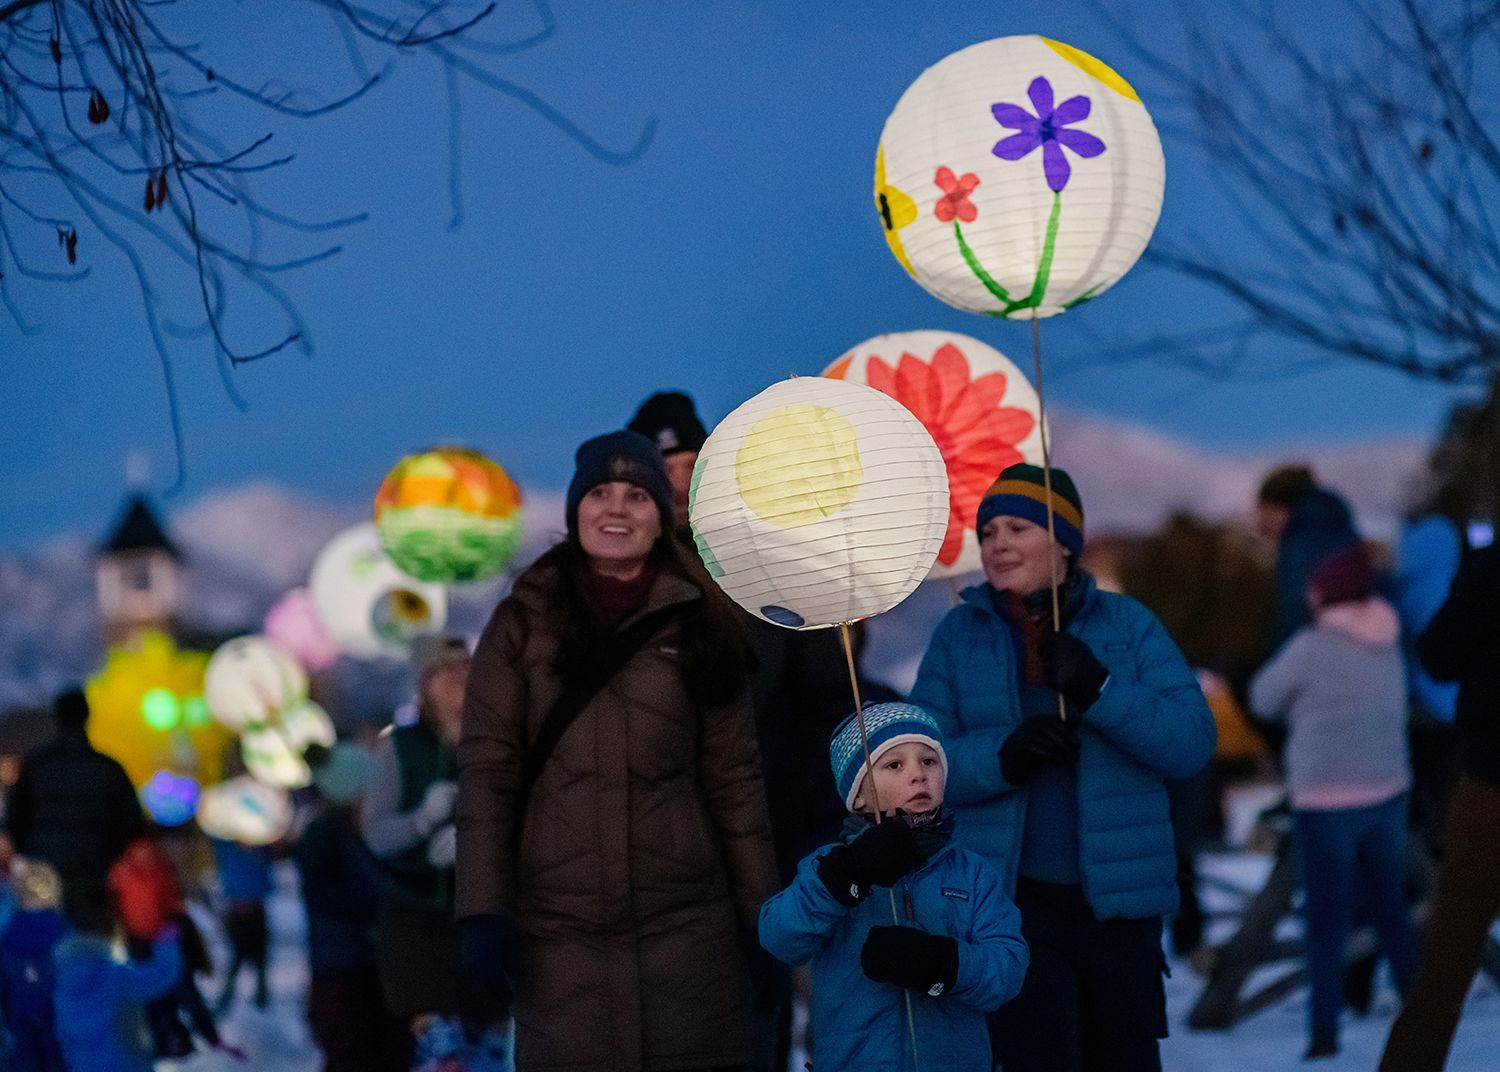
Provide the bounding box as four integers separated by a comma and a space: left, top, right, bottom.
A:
984, 478, 1084, 530
735, 404, 863, 528
1041, 38, 1141, 102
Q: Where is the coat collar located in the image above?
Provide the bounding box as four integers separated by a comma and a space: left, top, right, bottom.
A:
959, 570, 1099, 624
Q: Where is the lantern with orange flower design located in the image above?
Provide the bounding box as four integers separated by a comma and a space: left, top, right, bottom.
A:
825, 331, 1043, 577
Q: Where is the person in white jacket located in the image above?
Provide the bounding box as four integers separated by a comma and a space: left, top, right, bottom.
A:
1250, 544, 1419, 1061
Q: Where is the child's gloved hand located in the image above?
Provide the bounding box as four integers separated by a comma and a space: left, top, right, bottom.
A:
860, 925, 959, 996
998, 715, 1080, 785
817, 818, 919, 906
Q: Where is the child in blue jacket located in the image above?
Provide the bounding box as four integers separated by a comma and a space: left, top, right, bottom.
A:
760, 702, 1028, 1072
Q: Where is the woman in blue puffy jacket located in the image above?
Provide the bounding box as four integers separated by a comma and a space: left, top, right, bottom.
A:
909, 463, 1216, 1072
760, 703, 1028, 1072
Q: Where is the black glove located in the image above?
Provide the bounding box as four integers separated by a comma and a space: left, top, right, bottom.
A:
1040, 631, 1109, 711
861, 925, 959, 996
999, 715, 1080, 785
817, 818, 919, 906
459, 913, 522, 1003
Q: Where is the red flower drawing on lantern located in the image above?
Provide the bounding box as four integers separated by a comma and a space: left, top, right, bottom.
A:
862, 342, 1036, 567
933, 166, 981, 223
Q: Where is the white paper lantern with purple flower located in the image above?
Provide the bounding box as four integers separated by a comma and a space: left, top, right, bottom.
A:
876, 36, 1164, 318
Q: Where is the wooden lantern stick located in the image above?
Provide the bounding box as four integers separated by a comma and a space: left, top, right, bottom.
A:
838, 620, 922, 1072
1030, 311, 1069, 723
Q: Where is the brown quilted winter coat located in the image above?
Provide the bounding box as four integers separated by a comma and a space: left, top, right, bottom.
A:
456, 557, 777, 1071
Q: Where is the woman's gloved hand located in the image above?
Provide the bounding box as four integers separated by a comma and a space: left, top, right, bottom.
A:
860, 925, 959, 996
1040, 632, 1109, 711
817, 818, 919, 906
459, 913, 523, 1002
999, 715, 1080, 785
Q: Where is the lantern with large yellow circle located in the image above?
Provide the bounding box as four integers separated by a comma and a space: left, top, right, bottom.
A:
309, 523, 448, 661
877, 35, 1164, 318
688, 377, 948, 629
374, 447, 524, 584
85, 631, 231, 794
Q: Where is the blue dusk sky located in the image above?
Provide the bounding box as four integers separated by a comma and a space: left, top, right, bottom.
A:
0, 0, 1467, 549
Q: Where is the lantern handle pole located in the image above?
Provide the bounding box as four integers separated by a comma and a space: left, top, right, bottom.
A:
838, 621, 922, 1072
1029, 312, 1068, 723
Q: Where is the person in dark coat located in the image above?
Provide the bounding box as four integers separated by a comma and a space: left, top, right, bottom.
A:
1255, 465, 1361, 652
456, 430, 777, 1072
1379, 542, 1500, 1072
5, 688, 145, 923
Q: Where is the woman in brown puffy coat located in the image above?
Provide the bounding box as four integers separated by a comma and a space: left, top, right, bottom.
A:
456, 430, 777, 1072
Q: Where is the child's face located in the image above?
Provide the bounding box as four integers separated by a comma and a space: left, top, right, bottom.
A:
854, 741, 945, 815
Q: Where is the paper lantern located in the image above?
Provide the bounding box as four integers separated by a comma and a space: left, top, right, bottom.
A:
197, 777, 294, 846
877, 36, 1164, 318
264, 588, 340, 672
374, 447, 524, 584
204, 635, 307, 732
86, 631, 231, 791
240, 700, 336, 789
688, 377, 948, 629
140, 771, 200, 827
825, 331, 1044, 577
309, 523, 448, 660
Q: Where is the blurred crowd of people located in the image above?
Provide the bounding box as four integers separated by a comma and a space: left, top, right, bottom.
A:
0, 391, 1495, 1072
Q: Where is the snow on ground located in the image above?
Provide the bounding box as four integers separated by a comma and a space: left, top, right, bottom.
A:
164, 855, 1500, 1071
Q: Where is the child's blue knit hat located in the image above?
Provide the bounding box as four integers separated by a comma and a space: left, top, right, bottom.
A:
829, 702, 948, 811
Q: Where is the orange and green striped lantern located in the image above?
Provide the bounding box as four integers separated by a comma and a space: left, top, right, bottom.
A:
374, 447, 524, 584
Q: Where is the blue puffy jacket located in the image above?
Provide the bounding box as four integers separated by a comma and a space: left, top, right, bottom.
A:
53, 932, 181, 1072
760, 840, 1027, 1072
909, 574, 1215, 920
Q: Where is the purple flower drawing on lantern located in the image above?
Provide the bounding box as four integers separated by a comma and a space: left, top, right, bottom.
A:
991, 76, 1106, 192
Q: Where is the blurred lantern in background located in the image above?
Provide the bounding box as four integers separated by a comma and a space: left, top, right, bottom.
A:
140, 770, 201, 827
309, 523, 448, 660
204, 635, 307, 733
825, 330, 1042, 577
239, 700, 336, 789
263, 588, 340, 672
877, 35, 1164, 319
374, 447, 524, 584
85, 630, 230, 794
688, 377, 948, 629
197, 776, 294, 846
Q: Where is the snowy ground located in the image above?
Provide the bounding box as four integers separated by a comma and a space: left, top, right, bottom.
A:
165, 855, 1500, 1071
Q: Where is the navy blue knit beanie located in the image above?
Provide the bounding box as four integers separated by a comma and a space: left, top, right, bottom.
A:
565, 430, 674, 534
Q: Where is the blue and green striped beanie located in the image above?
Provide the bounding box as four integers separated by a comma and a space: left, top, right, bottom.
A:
975, 462, 1085, 556
829, 702, 948, 811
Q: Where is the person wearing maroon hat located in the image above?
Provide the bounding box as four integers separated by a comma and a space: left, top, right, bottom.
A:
1250, 544, 1419, 1060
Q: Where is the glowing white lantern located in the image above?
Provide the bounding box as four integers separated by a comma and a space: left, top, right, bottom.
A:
688, 377, 948, 629
877, 35, 1164, 318
197, 776, 294, 846
308, 523, 448, 661
825, 331, 1044, 578
204, 635, 307, 732
240, 700, 336, 789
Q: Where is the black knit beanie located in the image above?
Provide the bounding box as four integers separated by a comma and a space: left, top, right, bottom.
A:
627, 391, 708, 457
565, 430, 674, 534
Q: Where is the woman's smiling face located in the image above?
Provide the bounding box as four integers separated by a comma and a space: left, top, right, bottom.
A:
577, 480, 662, 576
